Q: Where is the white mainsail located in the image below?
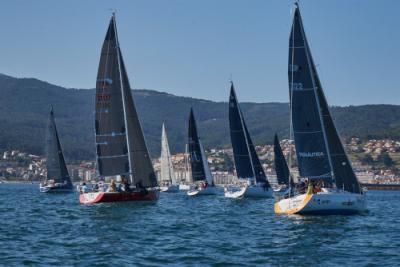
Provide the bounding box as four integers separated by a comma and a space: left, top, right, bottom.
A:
160, 123, 177, 185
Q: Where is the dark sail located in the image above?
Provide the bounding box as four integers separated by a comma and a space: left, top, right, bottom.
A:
45, 107, 72, 187
95, 14, 157, 187
288, 5, 332, 181
188, 108, 207, 182
273, 134, 291, 186
95, 16, 130, 177
290, 4, 361, 193
229, 84, 269, 186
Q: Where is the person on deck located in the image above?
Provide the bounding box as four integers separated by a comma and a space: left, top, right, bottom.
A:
122, 176, 131, 192
108, 179, 117, 192
80, 182, 88, 194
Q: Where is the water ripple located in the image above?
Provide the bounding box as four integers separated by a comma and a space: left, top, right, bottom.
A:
0, 184, 399, 266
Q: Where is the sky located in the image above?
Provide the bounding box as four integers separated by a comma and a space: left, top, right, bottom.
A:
0, 0, 399, 105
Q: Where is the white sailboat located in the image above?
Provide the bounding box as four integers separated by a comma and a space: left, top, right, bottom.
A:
224, 82, 272, 199
274, 3, 366, 215
186, 108, 219, 196
178, 144, 191, 191
159, 123, 179, 193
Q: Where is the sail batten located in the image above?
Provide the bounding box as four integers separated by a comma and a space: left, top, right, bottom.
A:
45, 108, 72, 187
229, 84, 270, 186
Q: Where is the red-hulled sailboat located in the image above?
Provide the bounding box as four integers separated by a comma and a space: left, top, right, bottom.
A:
79, 13, 159, 204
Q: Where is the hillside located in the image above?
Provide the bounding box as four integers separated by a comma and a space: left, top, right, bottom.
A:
0, 74, 399, 161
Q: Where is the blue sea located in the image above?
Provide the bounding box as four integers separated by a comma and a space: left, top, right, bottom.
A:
0, 184, 399, 266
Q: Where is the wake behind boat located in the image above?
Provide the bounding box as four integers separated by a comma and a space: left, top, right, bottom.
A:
224, 83, 272, 199
79, 13, 158, 204
159, 123, 179, 193
40, 107, 73, 193
274, 4, 366, 215
186, 109, 219, 196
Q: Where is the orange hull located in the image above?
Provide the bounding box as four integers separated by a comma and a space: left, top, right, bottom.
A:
79, 190, 159, 204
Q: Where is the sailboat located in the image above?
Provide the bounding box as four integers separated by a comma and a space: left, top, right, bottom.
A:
274, 3, 366, 215
159, 123, 179, 192
178, 144, 192, 191
79, 13, 158, 204
186, 108, 219, 196
40, 107, 73, 193
224, 82, 272, 198
273, 134, 294, 192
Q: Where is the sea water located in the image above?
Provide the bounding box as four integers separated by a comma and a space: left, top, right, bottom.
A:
0, 184, 399, 266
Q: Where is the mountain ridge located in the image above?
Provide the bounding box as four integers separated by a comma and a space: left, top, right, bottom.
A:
0, 73, 399, 161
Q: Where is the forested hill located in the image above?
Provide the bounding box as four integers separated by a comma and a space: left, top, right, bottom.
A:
0, 73, 399, 161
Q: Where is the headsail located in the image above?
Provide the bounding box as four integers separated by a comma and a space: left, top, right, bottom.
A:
45, 107, 72, 187
95, 14, 157, 187
289, 4, 332, 181
188, 108, 212, 183
229, 83, 269, 186
160, 123, 177, 185
314, 68, 362, 193
273, 134, 291, 186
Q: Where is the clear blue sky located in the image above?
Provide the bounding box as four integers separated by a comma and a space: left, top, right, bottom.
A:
0, 0, 398, 105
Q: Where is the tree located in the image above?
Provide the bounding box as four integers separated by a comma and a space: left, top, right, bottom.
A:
377, 152, 394, 167
360, 154, 374, 165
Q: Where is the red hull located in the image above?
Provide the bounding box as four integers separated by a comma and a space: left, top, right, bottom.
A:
79, 190, 159, 204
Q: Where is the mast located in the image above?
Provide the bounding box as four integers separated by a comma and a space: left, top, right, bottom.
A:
113, 13, 133, 183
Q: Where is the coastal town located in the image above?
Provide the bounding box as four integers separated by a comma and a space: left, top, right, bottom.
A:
1, 138, 399, 186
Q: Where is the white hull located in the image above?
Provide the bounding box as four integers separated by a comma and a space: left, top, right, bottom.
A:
274, 189, 366, 215
179, 184, 191, 191
187, 186, 220, 196
160, 184, 179, 193
225, 185, 273, 199
40, 184, 72, 193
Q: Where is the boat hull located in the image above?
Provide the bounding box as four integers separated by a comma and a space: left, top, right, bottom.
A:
40, 185, 73, 193
160, 184, 179, 193
187, 186, 219, 196
79, 190, 159, 204
274, 190, 366, 215
179, 184, 191, 191
225, 185, 273, 199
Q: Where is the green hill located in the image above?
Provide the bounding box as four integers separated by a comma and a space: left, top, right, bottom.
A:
0, 73, 399, 161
